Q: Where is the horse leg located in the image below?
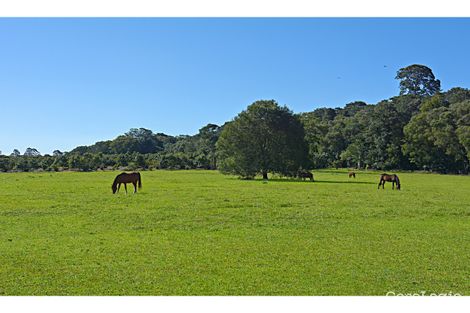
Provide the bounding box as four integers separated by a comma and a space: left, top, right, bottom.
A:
378, 180, 382, 189
392, 181, 395, 190
124, 183, 127, 194
133, 182, 137, 193
118, 183, 121, 193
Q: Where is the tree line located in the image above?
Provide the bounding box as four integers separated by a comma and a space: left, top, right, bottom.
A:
0, 124, 221, 172
1, 64, 469, 175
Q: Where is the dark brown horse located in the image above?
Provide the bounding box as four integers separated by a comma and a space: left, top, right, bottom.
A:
297, 169, 314, 181
348, 171, 356, 178
378, 173, 400, 190
112, 172, 142, 194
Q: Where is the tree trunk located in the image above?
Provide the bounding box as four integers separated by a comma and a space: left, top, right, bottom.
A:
262, 171, 268, 180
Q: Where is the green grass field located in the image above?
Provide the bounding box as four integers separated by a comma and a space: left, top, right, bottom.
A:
0, 169, 469, 295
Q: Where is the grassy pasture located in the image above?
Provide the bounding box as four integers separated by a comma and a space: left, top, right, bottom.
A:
0, 169, 469, 295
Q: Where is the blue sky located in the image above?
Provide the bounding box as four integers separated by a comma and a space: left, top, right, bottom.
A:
1, 18, 470, 154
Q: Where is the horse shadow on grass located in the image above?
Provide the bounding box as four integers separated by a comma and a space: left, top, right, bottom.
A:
313, 180, 376, 185
257, 178, 376, 185
315, 170, 382, 176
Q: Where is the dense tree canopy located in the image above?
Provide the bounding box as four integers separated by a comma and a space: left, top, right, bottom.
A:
216, 100, 309, 179
403, 96, 470, 172
396, 64, 441, 97
1, 64, 468, 175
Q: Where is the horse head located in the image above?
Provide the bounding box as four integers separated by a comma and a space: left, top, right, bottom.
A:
395, 175, 401, 190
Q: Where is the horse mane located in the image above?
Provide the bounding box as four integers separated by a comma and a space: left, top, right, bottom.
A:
112, 173, 124, 188
112, 175, 119, 188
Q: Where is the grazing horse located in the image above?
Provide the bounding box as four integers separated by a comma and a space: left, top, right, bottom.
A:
378, 173, 400, 190
112, 172, 142, 194
348, 171, 356, 178
297, 169, 314, 181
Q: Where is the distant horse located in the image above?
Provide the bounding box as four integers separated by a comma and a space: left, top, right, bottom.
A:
112, 172, 142, 194
297, 169, 314, 181
348, 171, 356, 178
378, 173, 400, 190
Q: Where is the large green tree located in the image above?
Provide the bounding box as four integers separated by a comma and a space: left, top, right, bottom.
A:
216, 100, 309, 179
396, 64, 441, 96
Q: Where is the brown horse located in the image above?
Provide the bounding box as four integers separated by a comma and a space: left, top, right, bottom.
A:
348, 171, 356, 178
112, 172, 142, 194
378, 173, 400, 190
297, 169, 314, 181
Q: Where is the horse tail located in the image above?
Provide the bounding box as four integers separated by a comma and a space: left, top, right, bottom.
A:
137, 172, 142, 189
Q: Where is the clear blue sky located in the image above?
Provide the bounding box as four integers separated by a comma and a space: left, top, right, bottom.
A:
1, 18, 470, 155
